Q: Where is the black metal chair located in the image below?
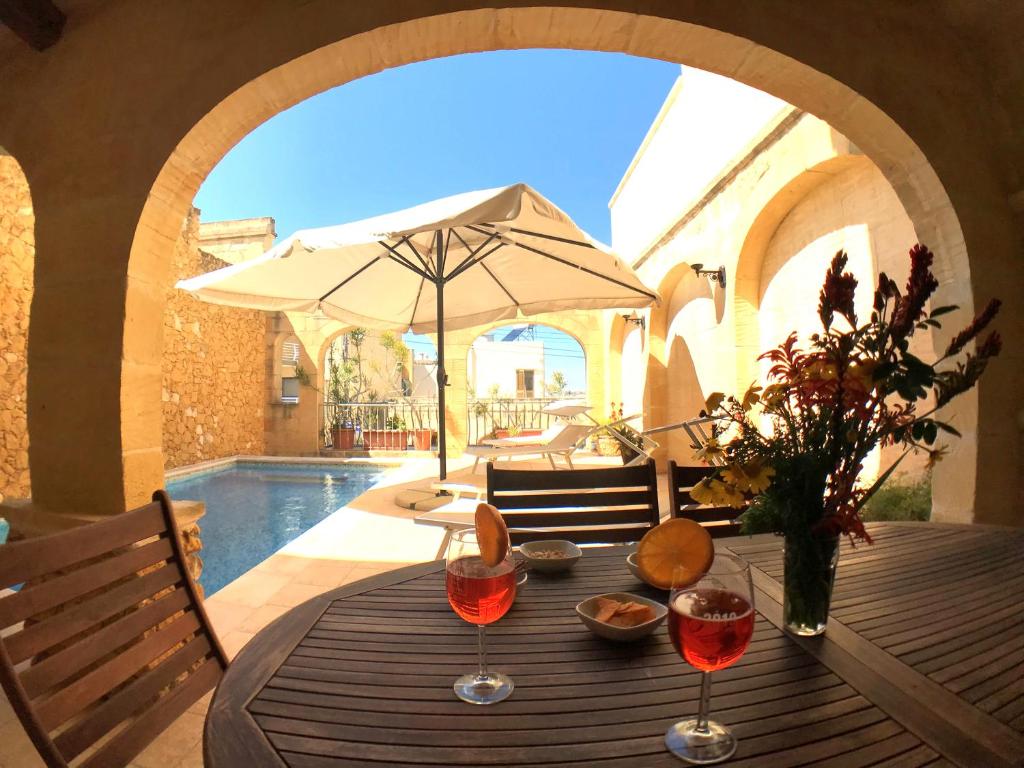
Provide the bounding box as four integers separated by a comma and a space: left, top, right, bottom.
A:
668, 460, 744, 538
0, 490, 228, 768
486, 460, 660, 544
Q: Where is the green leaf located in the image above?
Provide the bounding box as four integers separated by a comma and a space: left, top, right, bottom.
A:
853, 451, 910, 512
929, 305, 958, 318
935, 421, 961, 437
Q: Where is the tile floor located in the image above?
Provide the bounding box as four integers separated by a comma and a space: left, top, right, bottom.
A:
1, 453, 650, 767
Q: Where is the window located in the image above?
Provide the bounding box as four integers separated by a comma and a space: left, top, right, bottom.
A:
516, 369, 535, 398
281, 376, 300, 404
282, 340, 300, 366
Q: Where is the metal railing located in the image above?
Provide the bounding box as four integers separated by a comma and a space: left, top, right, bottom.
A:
323, 400, 439, 450
466, 397, 562, 445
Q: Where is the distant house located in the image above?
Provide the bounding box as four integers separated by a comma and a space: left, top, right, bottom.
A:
467, 328, 546, 398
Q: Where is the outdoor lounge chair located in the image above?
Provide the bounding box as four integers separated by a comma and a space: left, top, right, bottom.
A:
487, 460, 660, 544
668, 460, 744, 538
464, 422, 592, 473
0, 490, 228, 768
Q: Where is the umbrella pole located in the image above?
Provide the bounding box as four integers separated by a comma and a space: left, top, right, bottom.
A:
435, 231, 447, 481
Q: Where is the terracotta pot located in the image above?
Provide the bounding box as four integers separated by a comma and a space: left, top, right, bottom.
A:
330, 426, 356, 450
412, 428, 433, 451
363, 430, 386, 450
493, 429, 510, 439
520, 429, 543, 437
366, 429, 409, 450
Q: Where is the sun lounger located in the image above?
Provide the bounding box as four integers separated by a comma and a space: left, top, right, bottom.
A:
464, 423, 593, 473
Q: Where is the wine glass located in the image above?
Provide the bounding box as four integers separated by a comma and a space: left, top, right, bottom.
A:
666, 553, 755, 764
445, 527, 517, 704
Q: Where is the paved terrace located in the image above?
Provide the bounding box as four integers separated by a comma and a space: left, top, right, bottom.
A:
0, 453, 668, 768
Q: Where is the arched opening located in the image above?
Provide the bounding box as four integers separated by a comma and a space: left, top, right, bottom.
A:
0, 147, 33, 504
465, 322, 588, 444
10, 6, 991, 521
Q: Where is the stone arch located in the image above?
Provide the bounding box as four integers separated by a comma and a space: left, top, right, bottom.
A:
0, 147, 34, 502
732, 153, 868, 392
3, 5, 1004, 520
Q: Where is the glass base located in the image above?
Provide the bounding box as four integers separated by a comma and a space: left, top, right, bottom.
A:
454, 671, 513, 705
785, 619, 827, 637
665, 719, 737, 764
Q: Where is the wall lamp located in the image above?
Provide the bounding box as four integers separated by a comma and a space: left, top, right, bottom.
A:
691, 263, 727, 288
622, 311, 646, 330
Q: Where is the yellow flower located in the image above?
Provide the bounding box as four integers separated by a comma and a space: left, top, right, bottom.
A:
704, 392, 726, 414
761, 383, 787, 409
691, 478, 746, 509
694, 437, 725, 463
721, 463, 751, 493
741, 383, 762, 412
926, 445, 949, 469
804, 360, 839, 382
742, 461, 775, 494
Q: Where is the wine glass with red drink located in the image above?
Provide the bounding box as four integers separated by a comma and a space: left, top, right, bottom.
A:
666, 553, 755, 764
445, 527, 516, 704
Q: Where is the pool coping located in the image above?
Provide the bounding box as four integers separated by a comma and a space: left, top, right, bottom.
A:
165, 454, 408, 483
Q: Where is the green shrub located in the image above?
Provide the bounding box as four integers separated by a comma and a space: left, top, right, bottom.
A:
862, 476, 931, 522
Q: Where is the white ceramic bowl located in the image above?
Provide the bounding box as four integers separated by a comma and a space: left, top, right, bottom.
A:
519, 540, 582, 573
576, 592, 668, 642
626, 551, 643, 581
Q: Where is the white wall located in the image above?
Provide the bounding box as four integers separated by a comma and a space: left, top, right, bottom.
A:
610, 66, 788, 262
468, 339, 545, 397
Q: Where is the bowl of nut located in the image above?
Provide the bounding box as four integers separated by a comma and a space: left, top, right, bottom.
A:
518, 539, 582, 573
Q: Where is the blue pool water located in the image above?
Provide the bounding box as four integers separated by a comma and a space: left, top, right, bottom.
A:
167, 462, 383, 595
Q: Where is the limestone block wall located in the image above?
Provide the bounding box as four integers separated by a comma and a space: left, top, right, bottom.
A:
0, 154, 32, 499
162, 209, 266, 468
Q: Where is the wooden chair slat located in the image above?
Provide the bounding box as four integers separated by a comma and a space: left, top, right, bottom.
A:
20, 588, 192, 700
490, 489, 653, 510
55, 635, 214, 761
511, 526, 648, 545
0, 504, 166, 590
79, 658, 221, 768
668, 461, 745, 536
0, 538, 174, 631
36, 610, 201, 732
678, 506, 741, 524
0, 490, 228, 768
489, 463, 655, 491
489, 461, 660, 545
502, 508, 658, 528
5, 564, 181, 665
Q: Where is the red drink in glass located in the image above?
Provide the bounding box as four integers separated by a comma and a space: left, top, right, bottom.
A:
669, 588, 755, 672
446, 556, 516, 625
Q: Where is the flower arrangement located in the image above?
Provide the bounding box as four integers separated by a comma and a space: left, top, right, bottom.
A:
689, 245, 1001, 634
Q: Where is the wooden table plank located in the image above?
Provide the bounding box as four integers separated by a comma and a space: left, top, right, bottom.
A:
206, 526, 1023, 767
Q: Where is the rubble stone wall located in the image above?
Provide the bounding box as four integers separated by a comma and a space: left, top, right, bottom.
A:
162, 209, 266, 469
0, 154, 32, 499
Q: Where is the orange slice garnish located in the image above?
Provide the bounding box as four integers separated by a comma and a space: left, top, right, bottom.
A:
635, 518, 714, 590
474, 502, 509, 567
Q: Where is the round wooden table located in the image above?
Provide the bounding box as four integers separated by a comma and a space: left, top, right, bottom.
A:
205, 522, 1024, 767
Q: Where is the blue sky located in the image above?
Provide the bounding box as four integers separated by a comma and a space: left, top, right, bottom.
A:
194, 49, 679, 389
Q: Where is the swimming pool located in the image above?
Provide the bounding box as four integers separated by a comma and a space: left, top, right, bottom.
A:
167, 461, 384, 595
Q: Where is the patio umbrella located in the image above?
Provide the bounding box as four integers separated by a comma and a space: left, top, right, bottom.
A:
177, 183, 659, 480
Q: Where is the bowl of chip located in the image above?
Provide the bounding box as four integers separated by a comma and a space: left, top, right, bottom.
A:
518, 540, 582, 573
576, 592, 668, 642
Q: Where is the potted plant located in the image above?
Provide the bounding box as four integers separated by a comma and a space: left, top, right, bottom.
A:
384, 413, 409, 450
692, 245, 1001, 636
598, 403, 643, 463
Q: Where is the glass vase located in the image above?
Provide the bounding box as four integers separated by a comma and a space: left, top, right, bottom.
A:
782, 532, 839, 636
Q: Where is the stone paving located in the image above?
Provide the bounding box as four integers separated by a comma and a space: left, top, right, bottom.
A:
2, 452, 655, 767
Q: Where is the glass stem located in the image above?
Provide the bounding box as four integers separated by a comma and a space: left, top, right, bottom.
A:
695, 672, 712, 733
477, 624, 489, 679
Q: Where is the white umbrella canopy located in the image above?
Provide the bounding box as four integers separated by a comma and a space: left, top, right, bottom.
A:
177, 183, 659, 478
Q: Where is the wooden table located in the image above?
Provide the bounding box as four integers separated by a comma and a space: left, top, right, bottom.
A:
205, 522, 1024, 767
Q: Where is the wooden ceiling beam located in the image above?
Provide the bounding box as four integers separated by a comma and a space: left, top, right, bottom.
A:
0, 0, 65, 51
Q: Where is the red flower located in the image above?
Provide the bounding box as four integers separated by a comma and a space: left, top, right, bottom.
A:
945, 299, 1002, 357
819, 251, 858, 329
890, 244, 938, 338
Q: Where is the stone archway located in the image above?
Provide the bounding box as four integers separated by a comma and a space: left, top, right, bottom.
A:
1, 5, 1014, 523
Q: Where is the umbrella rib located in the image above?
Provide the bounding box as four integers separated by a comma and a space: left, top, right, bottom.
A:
317, 255, 384, 303
471, 223, 597, 249
402, 237, 435, 277
409, 275, 425, 328
486, 234, 660, 302
481, 260, 520, 308
444, 228, 500, 281
446, 241, 505, 282
378, 240, 433, 280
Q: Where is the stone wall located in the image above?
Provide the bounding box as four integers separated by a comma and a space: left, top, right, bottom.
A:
0, 154, 32, 500
162, 209, 266, 468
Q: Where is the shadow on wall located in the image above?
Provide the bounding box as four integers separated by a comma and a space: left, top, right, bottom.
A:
664, 334, 706, 463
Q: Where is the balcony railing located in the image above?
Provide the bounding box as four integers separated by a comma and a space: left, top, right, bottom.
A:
323, 400, 439, 450
467, 397, 562, 445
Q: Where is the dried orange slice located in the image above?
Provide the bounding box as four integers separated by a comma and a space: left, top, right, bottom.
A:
474, 502, 509, 567
635, 518, 714, 590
